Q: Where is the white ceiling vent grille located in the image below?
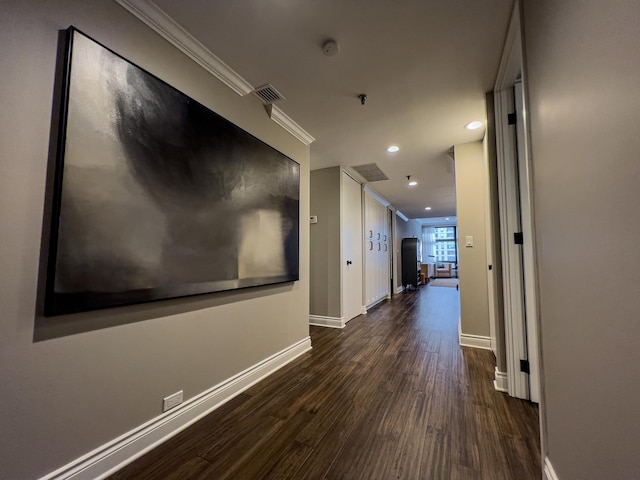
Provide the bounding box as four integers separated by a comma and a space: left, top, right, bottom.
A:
352, 163, 389, 182
253, 84, 285, 105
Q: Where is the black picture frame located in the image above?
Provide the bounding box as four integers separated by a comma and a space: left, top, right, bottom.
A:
44, 27, 300, 316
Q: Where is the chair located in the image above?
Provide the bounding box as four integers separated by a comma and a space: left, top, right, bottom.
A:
420, 263, 435, 282
435, 263, 452, 278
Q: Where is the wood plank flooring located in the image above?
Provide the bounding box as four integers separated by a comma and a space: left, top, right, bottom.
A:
109, 284, 540, 479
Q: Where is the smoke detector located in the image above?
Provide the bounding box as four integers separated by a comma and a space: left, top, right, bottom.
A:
253, 84, 285, 105
322, 39, 340, 57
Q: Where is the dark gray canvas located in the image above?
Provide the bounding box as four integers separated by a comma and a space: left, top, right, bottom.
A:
45, 28, 299, 315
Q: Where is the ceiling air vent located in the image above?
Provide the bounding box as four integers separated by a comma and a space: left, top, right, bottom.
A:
253, 84, 285, 105
352, 163, 389, 182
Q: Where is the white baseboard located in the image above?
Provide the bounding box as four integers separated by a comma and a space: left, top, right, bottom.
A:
544, 456, 559, 480
395, 286, 405, 294
494, 367, 509, 393
365, 296, 387, 310
309, 315, 344, 329
459, 333, 492, 350
360, 306, 367, 315
40, 337, 312, 480
344, 314, 359, 326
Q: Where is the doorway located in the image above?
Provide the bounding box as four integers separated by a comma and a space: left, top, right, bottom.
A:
341, 171, 364, 323
388, 208, 394, 295
493, 1, 541, 404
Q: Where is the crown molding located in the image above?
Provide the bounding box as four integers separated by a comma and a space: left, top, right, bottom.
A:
114, 0, 254, 96
116, 0, 315, 146
363, 185, 391, 207
396, 211, 409, 222
267, 105, 316, 146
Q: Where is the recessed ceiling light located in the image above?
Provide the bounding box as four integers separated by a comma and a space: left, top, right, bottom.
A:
425, 207, 432, 210
445, 217, 450, 220
387, 145, 399, 153
465, 121, 483, 130
408, 181, 418, 186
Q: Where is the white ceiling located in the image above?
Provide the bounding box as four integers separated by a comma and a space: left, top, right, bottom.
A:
152, 0, 513, 219
420, 216, 458, 227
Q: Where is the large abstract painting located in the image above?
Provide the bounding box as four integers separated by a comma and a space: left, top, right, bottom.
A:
44, 27, 300, 316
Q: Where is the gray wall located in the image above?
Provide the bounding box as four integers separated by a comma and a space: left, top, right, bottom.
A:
0, 1, 310, 478
522, 0, 640, 477
454, 142, 490, 338
310, 167, 341, 318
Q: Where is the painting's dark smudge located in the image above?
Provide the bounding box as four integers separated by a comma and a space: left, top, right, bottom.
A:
46, 28, 299, 315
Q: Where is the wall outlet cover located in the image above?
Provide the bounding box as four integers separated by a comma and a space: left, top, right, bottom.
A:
163, 390, 183, 412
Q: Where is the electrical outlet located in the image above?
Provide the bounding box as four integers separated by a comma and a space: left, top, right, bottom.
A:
163, 390, 183, 412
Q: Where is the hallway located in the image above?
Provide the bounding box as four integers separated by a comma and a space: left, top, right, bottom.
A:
110, 285, 540, 479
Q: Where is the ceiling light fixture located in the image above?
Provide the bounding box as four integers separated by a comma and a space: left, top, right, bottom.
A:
465, 121, 483, 130
387, 145, 399, 153
407, 175, 417, 186
425, 207, 432, 210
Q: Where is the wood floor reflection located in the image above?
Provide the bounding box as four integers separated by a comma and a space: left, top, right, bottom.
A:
109, 284, 540, 480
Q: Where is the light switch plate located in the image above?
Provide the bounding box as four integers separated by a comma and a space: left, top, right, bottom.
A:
465, 235, 474, 247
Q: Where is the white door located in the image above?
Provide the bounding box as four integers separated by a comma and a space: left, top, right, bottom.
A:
341, 171, 363, 323
496, 83, 540, 403
514, 80, 540, 403
388, 208, 394, 295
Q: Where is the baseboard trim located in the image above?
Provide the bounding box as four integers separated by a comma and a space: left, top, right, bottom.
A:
40, 337, 312, 480
494, 367, 509, 393
365, 296, 387, 310
344, 314, 360, 326
544, 456, 559, 480
309, 315, 345, 329
459, 332, 492, 350
395, 286, 405, 294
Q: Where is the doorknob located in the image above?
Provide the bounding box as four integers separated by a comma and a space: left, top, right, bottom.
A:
346, 260, 352, 265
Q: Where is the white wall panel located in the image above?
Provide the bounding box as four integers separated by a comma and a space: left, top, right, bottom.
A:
363, 191, 390, 308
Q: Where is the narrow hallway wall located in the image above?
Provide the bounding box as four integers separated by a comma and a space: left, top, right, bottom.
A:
522, 0, 640, 477
454, 142, 490, 340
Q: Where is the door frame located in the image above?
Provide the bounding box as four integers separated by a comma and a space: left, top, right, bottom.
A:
388, 207, 395, 296
514, 80, 541, 403
340, 169, 364, 323
493, 0, 542, 404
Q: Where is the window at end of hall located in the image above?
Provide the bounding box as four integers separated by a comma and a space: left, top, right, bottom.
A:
434, 226, 457, 263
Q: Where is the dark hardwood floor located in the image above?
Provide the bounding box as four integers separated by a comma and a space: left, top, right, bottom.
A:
109, 284, 540, 480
